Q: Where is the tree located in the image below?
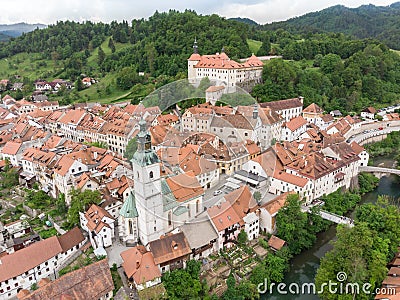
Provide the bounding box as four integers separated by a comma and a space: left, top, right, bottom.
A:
56, 193, 67, 214
75, 77, 85, 91
237, 230, 248, 246
98, 46, 105, 66
67, 189, 102, 227
108, 37, 116, 53
162, 260, 203, 300
124, 137, 138, 160
256, 34, 271, 56
275, 194, 316, 254
315, 223, 388, 300
116, 66, 141, 90
253, 191, 262, 203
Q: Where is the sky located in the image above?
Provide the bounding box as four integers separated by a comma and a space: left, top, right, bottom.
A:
0, 0, 397, 25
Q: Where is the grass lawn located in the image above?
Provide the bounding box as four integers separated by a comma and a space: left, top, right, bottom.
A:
247, 39, 262, 54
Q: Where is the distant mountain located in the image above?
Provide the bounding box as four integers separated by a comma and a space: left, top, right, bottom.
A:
262, 2, 400, 49
0, 32, 11, 42
0, 22, 47, 40
229, 17, 258, 26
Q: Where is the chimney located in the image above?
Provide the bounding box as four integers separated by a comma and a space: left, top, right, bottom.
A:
298, 96, 304, 105
93, 151, 98, 159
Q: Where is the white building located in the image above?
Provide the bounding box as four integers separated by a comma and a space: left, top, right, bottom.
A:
260, 97, 303, 122
187, 40, 263, 92
0, 227, 85, 299
281, 116, 308, 142
361, 107, 376, 120
80, 204, 115, 249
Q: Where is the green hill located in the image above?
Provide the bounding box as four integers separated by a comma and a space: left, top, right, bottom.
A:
262, 2, 400, 49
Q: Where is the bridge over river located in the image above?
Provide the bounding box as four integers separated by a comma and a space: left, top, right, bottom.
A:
360, 166, 400, 176
302, 205, 354, 227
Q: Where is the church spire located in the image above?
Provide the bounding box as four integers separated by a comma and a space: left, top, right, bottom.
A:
193, 37, 198, 54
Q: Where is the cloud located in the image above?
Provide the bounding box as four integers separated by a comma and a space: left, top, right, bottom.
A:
0, 0, 397, 25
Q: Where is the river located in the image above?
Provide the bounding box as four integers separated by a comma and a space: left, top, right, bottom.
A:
264, 160, 400, 300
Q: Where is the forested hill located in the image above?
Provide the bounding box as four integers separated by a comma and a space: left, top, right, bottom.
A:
261, 2, 400, 49
229, 17, 258, 26
0, 10, 251, 77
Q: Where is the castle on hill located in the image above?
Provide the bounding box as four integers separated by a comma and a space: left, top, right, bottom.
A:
187, 39, 264, 93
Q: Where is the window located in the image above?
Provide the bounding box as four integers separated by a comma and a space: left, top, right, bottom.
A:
149, 171, 154, 179
168, 212, 172, 226
129, 220, 134, 235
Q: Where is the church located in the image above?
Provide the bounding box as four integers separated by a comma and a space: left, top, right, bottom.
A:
119, 118, 204, 246
187, 39, 264, 92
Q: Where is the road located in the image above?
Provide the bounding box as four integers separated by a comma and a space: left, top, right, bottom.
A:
347, 126, 400, 144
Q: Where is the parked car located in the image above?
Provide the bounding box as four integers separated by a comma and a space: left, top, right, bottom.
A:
213, 190, 222, 196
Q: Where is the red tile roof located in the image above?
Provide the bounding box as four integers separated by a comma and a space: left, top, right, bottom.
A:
208, 201, 242, 232
121, 245, 161, 285
285, 116, 307, 132
2, 141, 22, 155
268, 235, 286, 251
273, 170, 308, 187
0, 228, 84, 282
18, 259, 114, 300
149, 232, 191, 265
165, 172, 204, 202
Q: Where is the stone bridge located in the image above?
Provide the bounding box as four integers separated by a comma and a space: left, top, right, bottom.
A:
359, 166, 400, 176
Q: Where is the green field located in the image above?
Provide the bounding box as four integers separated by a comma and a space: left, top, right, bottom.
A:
0, 53, 59, 80
247, 39, 262, 54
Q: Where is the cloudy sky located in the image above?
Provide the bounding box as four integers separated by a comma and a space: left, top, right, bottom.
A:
0, 0, 396, 25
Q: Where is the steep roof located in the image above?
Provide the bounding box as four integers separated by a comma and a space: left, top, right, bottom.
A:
165, 172, 204, 202
119, 193, 138, 218
2, 141, 22, 155
350, 141, 365, 155
260, 97, 303, 111
57, 227, 85, 252
268, 235, 286, 251
120, 246, 161, 285
285, 116, 307, 132
19, 259, 114, 300
0, 228, 84, 282
180, 213, 218, 250
207, 201, 242, 232
149, 232, 191, 265
303, 103, 323, 114
273, 170, 308, 187
224, 185, 257, 218
262, 192, 292, 215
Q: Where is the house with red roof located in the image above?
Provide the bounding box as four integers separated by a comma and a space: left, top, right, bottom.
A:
120, 245, 162, 290
79, 204, 115, 249
0, 227, 85, 299
281, 115, 308, 142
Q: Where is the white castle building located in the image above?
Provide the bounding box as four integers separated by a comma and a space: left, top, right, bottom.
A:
187, 39, 264, 92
